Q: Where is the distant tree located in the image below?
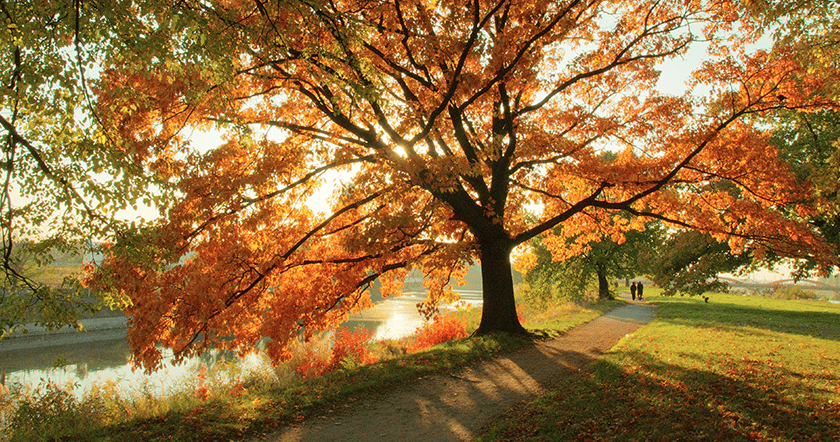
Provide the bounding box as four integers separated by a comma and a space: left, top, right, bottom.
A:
524, 219, 663, 303
769, 109, 840, 275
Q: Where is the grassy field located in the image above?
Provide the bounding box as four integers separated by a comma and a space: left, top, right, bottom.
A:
478, 290, 840, 442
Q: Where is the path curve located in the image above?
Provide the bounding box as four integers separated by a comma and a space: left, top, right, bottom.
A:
249, 297, 656, 442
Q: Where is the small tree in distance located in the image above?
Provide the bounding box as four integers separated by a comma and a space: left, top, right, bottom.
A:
63, 0, 840, 372
523, 219, 663, 303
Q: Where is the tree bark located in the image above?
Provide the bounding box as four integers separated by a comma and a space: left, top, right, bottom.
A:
595, 262, 614, 299
597, 269, 611, 299
474, 237, 528, 335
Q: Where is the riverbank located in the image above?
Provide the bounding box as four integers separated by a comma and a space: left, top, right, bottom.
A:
0, 316, 127, 353
3, 297, 624, 442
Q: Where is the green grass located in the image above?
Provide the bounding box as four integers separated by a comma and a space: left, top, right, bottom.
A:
3, 298, 618, 442
522, 297, 625, 333
24, 265, 82, 287
478, 291, 840, 442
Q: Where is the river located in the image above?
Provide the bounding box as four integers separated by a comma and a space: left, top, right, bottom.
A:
0, 287, 484, 398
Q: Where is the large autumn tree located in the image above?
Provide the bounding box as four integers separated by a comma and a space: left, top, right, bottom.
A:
78, 0, 839, 371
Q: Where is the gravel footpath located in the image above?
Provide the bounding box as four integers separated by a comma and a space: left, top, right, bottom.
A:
248, 295, 657, 442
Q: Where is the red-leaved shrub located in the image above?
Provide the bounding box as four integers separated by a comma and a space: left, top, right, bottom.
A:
408, 313, 468, 353
194, 364, 211, 401
230, 376, 248, 397
295, 327, 378, 379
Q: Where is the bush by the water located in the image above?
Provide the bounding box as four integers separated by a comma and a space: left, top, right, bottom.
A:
295, 327, 379, 379
408, 314, 469, 353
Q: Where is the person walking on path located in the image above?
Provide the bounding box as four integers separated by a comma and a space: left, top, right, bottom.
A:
630, 281, 637, 300
637, 282, 644, 300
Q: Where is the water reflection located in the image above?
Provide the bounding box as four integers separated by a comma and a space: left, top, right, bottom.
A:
1, 289, 484, 397
345, 289, 483, 340
1, 338, 130, 375
1, 338, 211, 397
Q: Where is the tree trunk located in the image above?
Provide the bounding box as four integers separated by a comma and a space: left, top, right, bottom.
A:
474, 237, 528, 336
595, 263, 613, 299
597, 270, 611, 299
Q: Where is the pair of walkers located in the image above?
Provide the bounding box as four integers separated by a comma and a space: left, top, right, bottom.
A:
630, 281, 644, 301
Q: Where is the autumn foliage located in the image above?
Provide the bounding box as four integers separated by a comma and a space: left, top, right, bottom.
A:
408, 314, 469, 353
291, 315, 469, 378
295, 327, 378, 379
193, 365, 211, 401
71, 0, 840, 372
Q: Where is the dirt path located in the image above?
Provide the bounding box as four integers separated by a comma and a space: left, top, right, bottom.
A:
249, 296, 657, 442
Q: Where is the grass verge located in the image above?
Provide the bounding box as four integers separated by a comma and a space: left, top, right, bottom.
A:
478, 291, 840, 442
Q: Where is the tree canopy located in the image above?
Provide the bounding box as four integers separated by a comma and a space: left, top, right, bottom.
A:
770, 109, 840, 265
646, 229, 753, 296
4, 0, 838, 371
0, 0, 161, 335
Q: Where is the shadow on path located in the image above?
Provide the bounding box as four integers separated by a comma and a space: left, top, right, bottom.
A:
251, 300, 657, 442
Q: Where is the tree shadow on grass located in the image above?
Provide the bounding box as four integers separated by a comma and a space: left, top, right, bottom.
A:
483, 351, 840, 441
654, 297, 840, 342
